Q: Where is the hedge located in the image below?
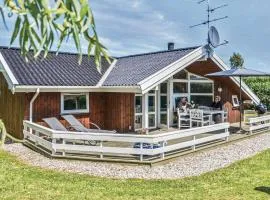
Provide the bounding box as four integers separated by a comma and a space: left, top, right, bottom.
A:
244, 77, 270, 109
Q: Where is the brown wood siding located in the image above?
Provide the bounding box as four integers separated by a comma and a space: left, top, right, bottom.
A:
187, 59, 251, 123
24, 92, 134, 133
104, 93, 134, 132
0, 74, 25, 138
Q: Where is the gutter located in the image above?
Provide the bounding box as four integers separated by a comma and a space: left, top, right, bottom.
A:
29, 88, 40, 122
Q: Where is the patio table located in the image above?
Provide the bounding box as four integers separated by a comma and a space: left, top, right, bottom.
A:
203, 110, 224, 123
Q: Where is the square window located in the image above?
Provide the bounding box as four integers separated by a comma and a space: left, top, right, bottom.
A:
173, 82, 188, 93
61, 93, 89, 114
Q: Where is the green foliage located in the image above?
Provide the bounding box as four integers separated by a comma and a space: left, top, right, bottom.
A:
0, 0, 110, 71
0, 149, 270, 199
0, 119, 7, 148
244, 77, 270, 109
229, 52, 244, 68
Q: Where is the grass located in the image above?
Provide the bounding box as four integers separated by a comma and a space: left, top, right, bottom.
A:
0, 150, 269, 200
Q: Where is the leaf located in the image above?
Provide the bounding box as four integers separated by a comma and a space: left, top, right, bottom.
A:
0, 6, 8, 30
10, 17, 21, 45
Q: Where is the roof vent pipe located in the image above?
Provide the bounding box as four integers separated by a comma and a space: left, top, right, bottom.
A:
168, 42, 175, 51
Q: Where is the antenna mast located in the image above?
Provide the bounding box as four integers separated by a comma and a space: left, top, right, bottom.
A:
190, 0, 229, 48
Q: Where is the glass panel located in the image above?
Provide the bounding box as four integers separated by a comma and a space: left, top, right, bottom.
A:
77, 95, 87, 109
148, 96, 155, 112
160, 96, 167, 112
160, 83, 167, 94
191, 95, 213, 106
190, 74, 208, 80
190, 83, 213, 93
173, 70, 188, 79
173, 82, 188, 93
160, 114, 167, 125
64, 95, 86, 110
148, 90, 155, 94
135, 115, 142, 129
135, 96, 142, 113
149, 114, 155, 127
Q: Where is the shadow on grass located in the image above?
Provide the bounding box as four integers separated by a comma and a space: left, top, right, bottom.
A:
255, 186, 270, 195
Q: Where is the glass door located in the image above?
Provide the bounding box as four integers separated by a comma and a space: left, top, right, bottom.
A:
148, 90, 157, 129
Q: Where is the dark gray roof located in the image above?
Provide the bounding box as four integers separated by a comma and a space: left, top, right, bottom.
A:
0, 47, 111, 86
102, 46, 200, 86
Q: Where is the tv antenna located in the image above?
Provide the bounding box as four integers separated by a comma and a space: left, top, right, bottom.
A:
190, 0, 229, 48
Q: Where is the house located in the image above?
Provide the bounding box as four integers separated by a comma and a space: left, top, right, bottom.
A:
0, 44, 260, 139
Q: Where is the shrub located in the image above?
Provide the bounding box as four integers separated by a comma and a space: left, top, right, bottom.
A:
244, 77, 270, 110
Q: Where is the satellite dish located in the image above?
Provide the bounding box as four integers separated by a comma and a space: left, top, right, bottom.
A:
208, 26, 220, 47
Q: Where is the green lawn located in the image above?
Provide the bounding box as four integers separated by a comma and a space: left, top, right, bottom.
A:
0, 150, 269, 200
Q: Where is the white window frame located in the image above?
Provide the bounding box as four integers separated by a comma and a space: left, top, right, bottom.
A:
61, 93, 89, 114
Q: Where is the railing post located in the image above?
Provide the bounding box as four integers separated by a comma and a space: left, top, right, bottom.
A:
140, 142, 143, 162
225, 128, 229, 141
34, 131, 40, 146
52, 138, 56, 155
192, 135, 196, 151
62, 139, 66, 156
160, 141, 165, 159
100, 141, 103, 159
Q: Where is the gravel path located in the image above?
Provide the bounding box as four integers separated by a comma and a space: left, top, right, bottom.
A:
3, 133, 270, 179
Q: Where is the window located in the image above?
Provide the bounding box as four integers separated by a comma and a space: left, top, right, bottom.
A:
190, 83, 213, 93
173, 82, 188, 93
135, 94, 143, 130
173, 70, 188, 79
61, 93, 89, 114
190, 95, 213, 106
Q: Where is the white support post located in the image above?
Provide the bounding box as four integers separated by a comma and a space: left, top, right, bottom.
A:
192, 135, 196, 151
142, 94, 149, 134
225, 128, 229, 141
100, 141, 103, 159
62, 139, 66, 156
160, 141, 166, 159
52, 138, 56, 155
140, 142, 143, 162
167, 80, 170, 129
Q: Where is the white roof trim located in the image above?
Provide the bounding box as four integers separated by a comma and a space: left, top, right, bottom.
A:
139, 46, 206, 94
97, 59, 117, 87
0, 52, 19, 85
14, 85, 141, 93
211, 53, 260, 104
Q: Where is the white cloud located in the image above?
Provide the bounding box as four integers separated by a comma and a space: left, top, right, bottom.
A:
90, 0, 188, 56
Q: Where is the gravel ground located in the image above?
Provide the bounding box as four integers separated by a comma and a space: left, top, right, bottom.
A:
3, 133, 270, 179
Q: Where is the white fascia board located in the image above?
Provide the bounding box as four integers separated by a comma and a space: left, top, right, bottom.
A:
14, 85, 141, 93
139, 46, 206, 94
211, 54, 260, 104
97, 59, 117, 87
0, 52, 19, 85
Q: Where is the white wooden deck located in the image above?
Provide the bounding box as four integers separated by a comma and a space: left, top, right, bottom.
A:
23, 115, 270, 164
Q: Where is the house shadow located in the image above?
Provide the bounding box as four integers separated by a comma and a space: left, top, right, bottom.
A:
255, 186, 270, 195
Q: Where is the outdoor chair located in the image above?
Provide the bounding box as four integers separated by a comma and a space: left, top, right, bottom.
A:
177, 108, 190, 129
189, 109, 211, 127
43, 117, 100, 146
62, 115, 116, 133
43, 117, 68, 131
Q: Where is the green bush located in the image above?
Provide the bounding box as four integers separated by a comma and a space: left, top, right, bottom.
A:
244, 77, 270, 110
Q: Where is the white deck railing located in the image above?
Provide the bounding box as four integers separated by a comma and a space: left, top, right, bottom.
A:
23, 120, 230, 163
248, 115, 270, 134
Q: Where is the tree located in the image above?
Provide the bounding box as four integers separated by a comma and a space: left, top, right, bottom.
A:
229, 52, 244, 69
0, 0, 109, 71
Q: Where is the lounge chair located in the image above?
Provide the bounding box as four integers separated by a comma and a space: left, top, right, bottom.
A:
62, 115, 116, 133
43, 117, 99, 146
43, 117, 68, 131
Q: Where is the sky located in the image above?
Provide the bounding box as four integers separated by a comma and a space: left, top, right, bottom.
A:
0, 0, 270, 71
